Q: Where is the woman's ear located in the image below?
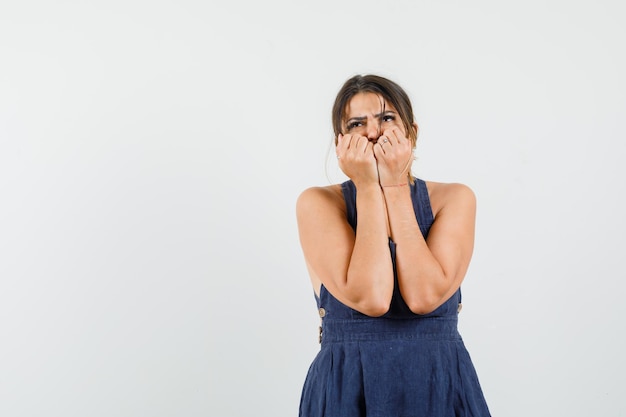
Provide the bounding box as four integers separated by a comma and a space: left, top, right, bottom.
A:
412, 122, 419, 143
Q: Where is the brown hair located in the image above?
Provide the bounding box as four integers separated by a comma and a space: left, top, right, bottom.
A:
331, 74, 418, 147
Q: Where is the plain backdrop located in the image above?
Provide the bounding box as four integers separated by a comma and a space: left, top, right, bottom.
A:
1, 1, 625, 416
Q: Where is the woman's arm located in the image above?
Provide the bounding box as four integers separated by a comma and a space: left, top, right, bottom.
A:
296, 183, 394, 317
296, 135, 395, 317
382, 183, 476, 314
374, 128, 476, 314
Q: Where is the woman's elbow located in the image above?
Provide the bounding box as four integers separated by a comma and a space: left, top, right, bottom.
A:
401, 275, 456, 315
350, 288, 392, 317
360, 299, 391, 317
345, 273, 393, 316
404, 292, 445, 315
407, 302, 438, 315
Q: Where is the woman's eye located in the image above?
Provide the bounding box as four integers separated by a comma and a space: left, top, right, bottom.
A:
347, 121, 361, 130
383, 115, 395, 122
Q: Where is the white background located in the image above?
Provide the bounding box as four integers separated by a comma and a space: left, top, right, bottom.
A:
1, 1, 625, 416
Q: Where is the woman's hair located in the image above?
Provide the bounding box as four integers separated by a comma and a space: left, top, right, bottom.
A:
331, 74, 418, 147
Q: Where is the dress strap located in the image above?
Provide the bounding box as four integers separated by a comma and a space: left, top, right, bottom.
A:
341, 180, 358, 231
411, 178, 434, 238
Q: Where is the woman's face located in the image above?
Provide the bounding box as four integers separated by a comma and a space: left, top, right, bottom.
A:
343, 92, 406, 143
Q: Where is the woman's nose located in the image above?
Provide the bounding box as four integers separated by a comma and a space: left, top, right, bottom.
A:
366, 120, 380, 140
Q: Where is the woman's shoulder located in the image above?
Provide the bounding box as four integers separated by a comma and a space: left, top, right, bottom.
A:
424, 180, 474, 197
423, 180, 476, 216
296, 183, 345, 215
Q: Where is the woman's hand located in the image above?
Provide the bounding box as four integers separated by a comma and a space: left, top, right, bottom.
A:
336, 133, 379, 187
373, 128, 414, 186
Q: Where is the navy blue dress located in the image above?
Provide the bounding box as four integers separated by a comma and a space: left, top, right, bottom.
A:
299, 178, 491, 417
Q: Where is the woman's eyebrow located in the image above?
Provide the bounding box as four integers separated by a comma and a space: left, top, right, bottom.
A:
346, 116, 366, 123
346, 111, 396, 124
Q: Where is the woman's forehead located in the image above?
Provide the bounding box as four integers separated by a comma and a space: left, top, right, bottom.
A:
345, 92, 396, 117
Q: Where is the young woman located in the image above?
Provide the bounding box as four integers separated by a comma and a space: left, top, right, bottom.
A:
296, 74, 491, 416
